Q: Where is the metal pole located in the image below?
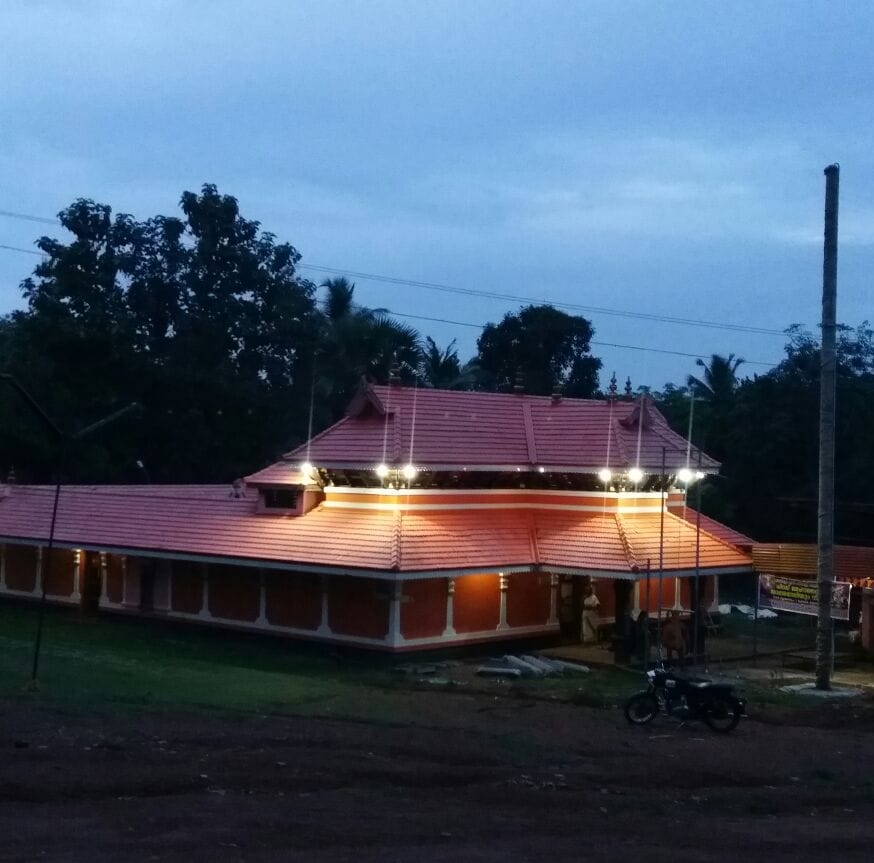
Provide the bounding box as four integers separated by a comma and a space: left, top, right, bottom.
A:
31, 449, 64, 683
753, 572, 760, 659
1, 374, 139, 685
816, 164, 839, 691
645, 558, 651, 615
657, 448, 666, 658
693, 447, 702, 665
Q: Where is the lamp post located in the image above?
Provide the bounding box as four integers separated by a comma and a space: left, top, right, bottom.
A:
0, 373, 138, 684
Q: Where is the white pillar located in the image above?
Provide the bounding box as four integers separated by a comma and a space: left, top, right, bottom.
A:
256, 570, 268, 626
199, 564, 212, 619
443, 578, 456, 636
99, 553, 109, 606
387, 582, 404, 647
547, 573, 559, 625
317, 575, 331, 634
633, 580, 641, 617
121, 557, 128, 606
35, 547, 43, 596
71, 550, 82, 602
710, 575, 720, 612
497, 572, 509, 630
673, 577, 682, 610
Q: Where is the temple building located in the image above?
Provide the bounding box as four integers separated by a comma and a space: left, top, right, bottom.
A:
0, 381, 753, 651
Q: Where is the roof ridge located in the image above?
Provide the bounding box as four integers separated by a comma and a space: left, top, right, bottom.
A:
614, 513, 639, 572
522, 402, 537, 465
663, 510, 752, 561
610, 416, 629, 466
528, 511, 540, 565
370, 383, 610, 404
391, 509, 402, 571
283, 414, 352, 460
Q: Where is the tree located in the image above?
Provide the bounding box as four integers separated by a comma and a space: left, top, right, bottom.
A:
3, 186, 321, 482
474, 305, 601, 397
420, 337, 471, 389
655, 326, 874, 544
687, 353, 745, 405
315, 277, 422, 418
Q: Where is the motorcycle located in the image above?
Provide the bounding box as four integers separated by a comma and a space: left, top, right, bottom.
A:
624, 664, 745, 732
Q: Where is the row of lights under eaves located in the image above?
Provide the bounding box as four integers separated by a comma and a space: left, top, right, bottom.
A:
299, 462, 705, 485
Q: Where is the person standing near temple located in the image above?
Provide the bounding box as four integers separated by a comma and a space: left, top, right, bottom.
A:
581, 584, 600, 644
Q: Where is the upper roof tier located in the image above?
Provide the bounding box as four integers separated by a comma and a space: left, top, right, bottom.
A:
282, 382, 717, 475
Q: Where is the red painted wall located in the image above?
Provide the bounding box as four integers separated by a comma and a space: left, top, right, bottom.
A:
453, 574, 500, 633
506, 572, 551, 627
679, 576, 714, 610
593, 579, 616, 618
4, 544, 38, 592
639, 575, 676, 613
171, 561, 203, 614
43, 549, 75, 597
401, 579, 447, 639
265, 571, 322, 630
329, 576, 389, 640
208, 564, 260, 622
105, 555, 124, 604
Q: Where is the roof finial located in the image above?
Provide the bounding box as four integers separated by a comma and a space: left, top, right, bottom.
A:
624, 376, 633, 400
5, 466, 15, 485
388, 356, 401, 385
608, 372, 618, 402
513, 369, 525, 394
551, 381, 563, 403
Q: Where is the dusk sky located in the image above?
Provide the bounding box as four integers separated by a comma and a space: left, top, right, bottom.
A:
1, 0, 871, 390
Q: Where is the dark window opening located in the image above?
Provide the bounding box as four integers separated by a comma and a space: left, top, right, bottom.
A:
263, 489, 299, 510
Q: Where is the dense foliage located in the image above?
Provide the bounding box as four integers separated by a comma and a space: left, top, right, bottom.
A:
655, 326, 874, 544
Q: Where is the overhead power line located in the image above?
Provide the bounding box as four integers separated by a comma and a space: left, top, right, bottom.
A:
0, 237, 781, 368
369, 308, 780, 368
0, 242, 43, 256
300, 263, 787, 337
1, 205, 787, 337
0, 209, 58, 226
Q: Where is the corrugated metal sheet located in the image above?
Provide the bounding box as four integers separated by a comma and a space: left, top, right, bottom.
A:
752, 543, 874, 583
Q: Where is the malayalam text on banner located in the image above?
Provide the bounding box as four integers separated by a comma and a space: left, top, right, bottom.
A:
759, 574, 851, 619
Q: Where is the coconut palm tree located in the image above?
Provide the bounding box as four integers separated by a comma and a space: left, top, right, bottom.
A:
687, 353, 745, 404
316, 277, 422, 417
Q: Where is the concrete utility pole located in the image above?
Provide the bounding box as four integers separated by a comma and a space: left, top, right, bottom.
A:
816, 164, 839, 690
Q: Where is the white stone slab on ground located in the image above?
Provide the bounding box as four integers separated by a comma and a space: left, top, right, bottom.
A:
779, 682, 864, 698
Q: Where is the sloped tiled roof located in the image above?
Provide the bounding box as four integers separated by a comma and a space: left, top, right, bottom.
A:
283, 383, 718, 474
752, 543, 874, 584
0, 484, 751, 578
667, 504, 755, 549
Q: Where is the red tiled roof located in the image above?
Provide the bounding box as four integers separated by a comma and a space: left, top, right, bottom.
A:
667, 503, 755, 549
0, 484, 751, 577
283, 384, 717, 474
752, 543, 874, 584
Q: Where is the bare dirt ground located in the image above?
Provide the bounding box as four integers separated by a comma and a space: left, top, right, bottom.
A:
3, 687, 874, 863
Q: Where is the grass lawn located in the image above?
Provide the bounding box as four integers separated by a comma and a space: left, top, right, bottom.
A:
0, 600, 810, 721
0, 600, 398, 717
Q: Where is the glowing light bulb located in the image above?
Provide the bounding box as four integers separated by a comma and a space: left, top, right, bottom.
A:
375, 464, 389, 479
677, 468, 693, 484
628, 467, 644, 484
402, 464, 417, 480
695, 470, 705, 480
300, 461, 314, 478
598, 468, 612, 484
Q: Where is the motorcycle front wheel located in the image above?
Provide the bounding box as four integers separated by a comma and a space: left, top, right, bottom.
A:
703, 695, 742, 732
624, 692, 659, 725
